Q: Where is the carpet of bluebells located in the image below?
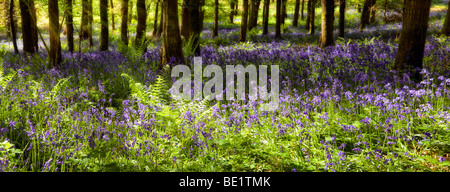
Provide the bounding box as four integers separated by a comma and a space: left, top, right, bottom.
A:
0, 6, 450, 172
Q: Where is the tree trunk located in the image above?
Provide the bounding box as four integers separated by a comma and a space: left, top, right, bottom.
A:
262, 0, 269, 35
359, 0, 376, 31
190, 0, 201, 55
49, 0, 61, 67
10, 0, 18, 54
320, 0, 334, 48
293, 0, 300, 27
240, 0, 249, 42
128, 0, 133, 25
369, 4, 376, 23
281, 0, 286, 26
248, 0, 261, 31
19, 0, 36, 54
121, 0, 129, 45
66, 0, 74, 52
152, 0, 159, 37
111, 0, 115, 31
88, 0, 93, 47
441, 0, 450, 36
100, 0, 109, 51
394, 0, 431, 82
212, 0, 219, 37
309, 0, 316, 35
305, 0, 311, 31
180, 0, 190, 40
157, 2, 163, 37
5, 0, 11, 40
199, 0, 205, 31
81, 0, 89, 40
135, 0, 147, 50
275, 0, 281, 38
160, 0, 185, 67
338, 0, 345, 38
229, 0, 237, 23
300, 0, 304, 20
30, 0, 38, 52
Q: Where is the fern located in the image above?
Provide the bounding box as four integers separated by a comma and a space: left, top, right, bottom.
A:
0, 62, 16, 94
51, 77, 72, 97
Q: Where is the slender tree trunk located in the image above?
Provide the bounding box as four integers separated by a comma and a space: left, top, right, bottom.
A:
121, 0, 129, 45
320, 0, 334, 48
157, 2, 163, 37
190, 0, 201, 55
300, 0, 304, 20
248, 0, 261, 31
111, 0, 115, 31
199, 0, 205, 31
441, 0, 450, 36
10, 0, 18, 54
212, 0, 219, 37
306, 0, 311, 31
152, 0, 159, 37
128, 0, 133, 25
394, 0, 431, 82
49, 0, 61, 67
309, 0, 316, 35
262, 0, 269, 35
19, 0, 35, 54
66, 0, 74, 52
160, 0, 185, 67
135, 0, 147, 49
359, 0, 376, 31
240, 0, 249, 42
293, 0, 300, 27
180, 0, 190, 40
281, 0, 286, 26
5, 0, 11, 40
275, 0, 281, 38
229, 0, 237, 23
81, 0, 89, 40
30, 0, 38, 52
100, 0, 109, 51
338, 0, 345, 38
369, 4, 376, 23
88, 0, 93, 47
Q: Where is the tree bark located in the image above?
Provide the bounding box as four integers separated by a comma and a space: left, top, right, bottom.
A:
309, 0, 316, 35
160, 0, 185, 68
10, 0, 18, 54
275, 0, 281, 38
121, 0, 129, 45
135, 0, 147, 49
229, 0, 237, 23
248, 0, 261, 31
180, 0, 190, 40
281, 0, 286, 26
212, 0, 219, 37
128, 0, 133, 25
359, 0, 376, 31
81, 0, 89, 40
100, 0, 109, 51
293, 0, 300, 27
190, 0, 201, 55
300, 0, 304, 20
88, 0, 93, 47
338, 0, 345, 38
240, 0, 249, 42
152, 0, 159, 37
442, 0, 450, 36
30, 0, 38, 52
394, 0, 431, 82
65, 0, 74, 52
305, 0, 311, 31
111, 0, 115, 31
369, 4, 376, 23
320, 0, 334, 48
19, 0, 36, 54
49, 0, 61, 67
157, 1, 163, 37
262, 0, 269, 35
